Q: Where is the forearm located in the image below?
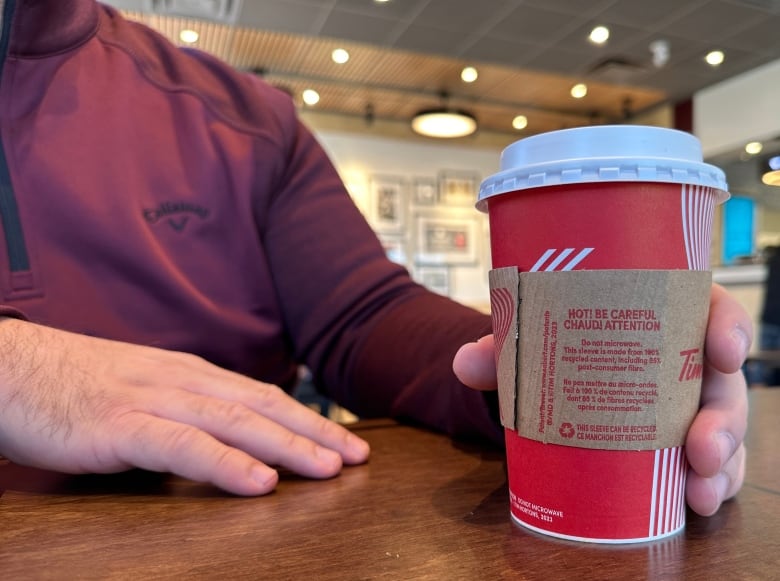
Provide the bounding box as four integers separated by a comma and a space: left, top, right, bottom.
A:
339, 291, 502, 445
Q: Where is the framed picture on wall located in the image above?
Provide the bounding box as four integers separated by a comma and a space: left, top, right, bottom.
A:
413, 265, 450, 296
438, 170, 480, 207
413, 177, 438, 206
414, 212, 480, 265
370, 175, 407, 233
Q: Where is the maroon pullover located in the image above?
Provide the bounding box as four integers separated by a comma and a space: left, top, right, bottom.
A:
0, 0, 500, 444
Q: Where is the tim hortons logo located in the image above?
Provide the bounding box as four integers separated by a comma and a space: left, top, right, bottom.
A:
678, 348, 703, 382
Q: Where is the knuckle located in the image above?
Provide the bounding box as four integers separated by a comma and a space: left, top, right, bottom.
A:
214, 400, 254, 426
211, 446, 240, 474
250, 383, 288, 412
272, 429, 302, 463
313, 414, 341, 439
174, 351, 209, 368
156, 426, 196, 462
116, 415, 195, 470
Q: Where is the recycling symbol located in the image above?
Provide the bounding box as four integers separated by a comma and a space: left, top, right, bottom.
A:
558, 422, 575, 438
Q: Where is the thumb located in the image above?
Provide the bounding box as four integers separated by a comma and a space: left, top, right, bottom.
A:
452, 335, 497, 391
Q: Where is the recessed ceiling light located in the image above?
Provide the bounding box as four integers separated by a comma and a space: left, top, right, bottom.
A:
570, 83, 588, 99
745, 141, 763, 155
512, 115, 528, 130
332, 48, 350, 64
589, 26, 609, 44
705, 50, 725, 66
179, 29, 199, 44
302, 89, 320, 106
461, 66, 478, 83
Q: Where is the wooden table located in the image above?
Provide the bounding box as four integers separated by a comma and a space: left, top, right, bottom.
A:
2, 390, 779, 580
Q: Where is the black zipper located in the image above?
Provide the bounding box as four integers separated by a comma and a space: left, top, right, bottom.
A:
0, 0, 30, 273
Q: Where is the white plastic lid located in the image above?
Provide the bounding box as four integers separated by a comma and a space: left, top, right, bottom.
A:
477, 125, 729, 211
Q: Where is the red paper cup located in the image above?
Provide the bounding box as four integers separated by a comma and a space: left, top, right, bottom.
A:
478, 125, 729, 543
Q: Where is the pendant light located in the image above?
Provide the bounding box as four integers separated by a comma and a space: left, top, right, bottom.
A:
762, 155, 780, 186
411, 92, 477, 138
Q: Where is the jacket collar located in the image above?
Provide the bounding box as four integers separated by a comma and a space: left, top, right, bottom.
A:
7, 0, 99, 58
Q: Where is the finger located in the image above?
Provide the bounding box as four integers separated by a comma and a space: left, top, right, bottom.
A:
686, 362, 748, 479
452, 335, 497, 391
114, 413, 280, 496
150, 390, 352, 479
684, 285, 750, 479
243, 387, 369, 466
706, 284, 753, 374
682, 285, 750, 516
686, 442, 746, 517
685, 360, 748, 517
170, 365, 370, 465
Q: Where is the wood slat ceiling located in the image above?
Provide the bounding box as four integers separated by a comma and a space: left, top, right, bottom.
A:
122, 10, 666, 137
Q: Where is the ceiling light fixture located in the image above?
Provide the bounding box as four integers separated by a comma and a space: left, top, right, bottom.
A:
512, 115, 528, 130
762, 155, 780, 186
705, 50, 725, 66
589, 26, 610, 44
179, 29, 199, 44
332, 48, 350, 64
364, 103, 375, 126
745, 141, 763, 155
411, 108, 477, 138
411, 92, 476, 138
302, 89, 320, 106
570, 83, 588, 99
461, 66, 478, 83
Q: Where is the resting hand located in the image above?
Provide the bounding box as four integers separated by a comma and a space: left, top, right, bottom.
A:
453, 283, 751, 517
0, 319, 369, 495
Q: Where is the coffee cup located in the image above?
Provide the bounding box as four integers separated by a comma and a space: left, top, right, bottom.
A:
479, 125, 729, 543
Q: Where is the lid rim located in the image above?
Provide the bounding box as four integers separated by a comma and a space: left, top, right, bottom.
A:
477, 125, 729, 212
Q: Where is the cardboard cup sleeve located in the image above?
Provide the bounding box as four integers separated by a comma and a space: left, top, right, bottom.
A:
490, 268, 711, 451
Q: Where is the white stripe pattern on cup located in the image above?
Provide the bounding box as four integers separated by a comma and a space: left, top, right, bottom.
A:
681, 184, 715, 271
648, 447, 688, 537
530, 248, 594, 272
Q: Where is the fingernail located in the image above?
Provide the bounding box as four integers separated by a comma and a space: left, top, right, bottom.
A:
717, 431, 736, 467
251, 465, 278, 490
346, 433, 370, 462
731, 324, 751, 361
713, 472, 729, 503
315, 446, 342, 471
